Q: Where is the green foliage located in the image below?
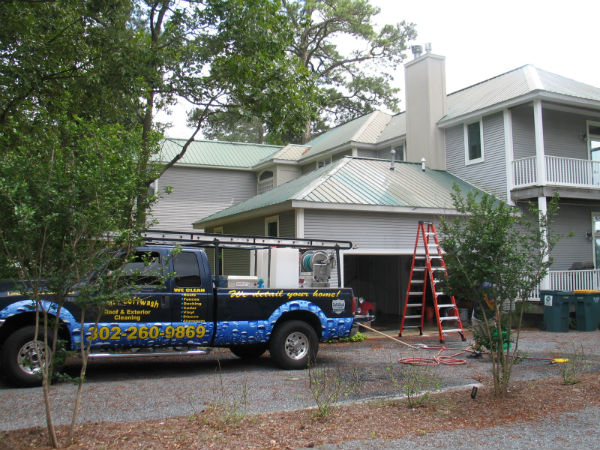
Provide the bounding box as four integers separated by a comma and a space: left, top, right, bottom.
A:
326, 331, 366, 343
560, 343, 589, 385
204, 0, 417, 143
307, 365, 357, 419
438, 185, 559, 396
387, 363, 440, 409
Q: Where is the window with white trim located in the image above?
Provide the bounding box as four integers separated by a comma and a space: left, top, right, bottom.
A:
257, 170, 274, 194
316, 157, 332, 169
464, 120, 484, 164
393, 144, 405, 161
265, 215, 279, 237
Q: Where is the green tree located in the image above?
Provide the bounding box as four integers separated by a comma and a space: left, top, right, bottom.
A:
438, 186, 558, 396
0, 1, 159, 447
203, 0, 416, 144
133, 0, 319, 213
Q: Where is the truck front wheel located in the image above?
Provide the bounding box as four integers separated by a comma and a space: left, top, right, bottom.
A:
269, 320, 318, 370
1, 326, 52, 387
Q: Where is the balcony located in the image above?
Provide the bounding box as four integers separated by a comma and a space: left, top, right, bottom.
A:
513, 156, 600, 189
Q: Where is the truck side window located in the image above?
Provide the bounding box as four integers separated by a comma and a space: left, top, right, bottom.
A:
174, 252, 202, 287
122, 252, 162, 286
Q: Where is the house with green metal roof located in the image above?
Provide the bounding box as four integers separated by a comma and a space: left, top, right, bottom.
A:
150, 52, 600, 321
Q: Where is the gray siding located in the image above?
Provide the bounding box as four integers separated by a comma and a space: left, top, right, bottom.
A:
150, 166, 256, 231
533, 202, 598, 270
357, 149, 378, 158
512, 105, 535, 160
445, 112, 508, 200
543, 110, 589, 159
304, 209, 443, 250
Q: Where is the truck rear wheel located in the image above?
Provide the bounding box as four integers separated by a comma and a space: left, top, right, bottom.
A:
1, 326, 52, 387
269, 320, 318, 370
229, 343, 268, 359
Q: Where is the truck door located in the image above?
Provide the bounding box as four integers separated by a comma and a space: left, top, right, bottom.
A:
88, 250, 171, 348
170, 250, 214, 345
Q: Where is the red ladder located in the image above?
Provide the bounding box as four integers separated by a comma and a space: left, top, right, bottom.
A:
399, 221, 465, 343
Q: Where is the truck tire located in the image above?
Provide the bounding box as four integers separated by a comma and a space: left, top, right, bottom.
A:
229, 343, 268, 359
269, 320, 318, 370
1, 326, 52, 387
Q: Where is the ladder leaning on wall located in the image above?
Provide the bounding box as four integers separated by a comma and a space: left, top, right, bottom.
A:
398, 221, 466, 343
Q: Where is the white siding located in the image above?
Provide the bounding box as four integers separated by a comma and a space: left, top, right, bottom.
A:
150, 166, 256, 231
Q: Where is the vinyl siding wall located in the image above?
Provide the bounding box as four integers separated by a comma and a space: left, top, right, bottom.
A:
150, 166, 256, 231
512, 106, 589, 160
518, 201, 600, 270
445, 112, 508, 200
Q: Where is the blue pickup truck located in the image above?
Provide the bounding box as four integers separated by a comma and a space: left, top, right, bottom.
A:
0, 233, 356, 386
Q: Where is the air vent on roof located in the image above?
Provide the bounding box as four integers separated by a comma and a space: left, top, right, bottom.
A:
411, 45, 423, 59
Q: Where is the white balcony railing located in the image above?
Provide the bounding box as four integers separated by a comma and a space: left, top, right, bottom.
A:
530, 269, 600, 300
512, 156, 600, 188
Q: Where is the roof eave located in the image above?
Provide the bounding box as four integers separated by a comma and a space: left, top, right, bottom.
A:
291, 200, 463, 216
193, 201, 295, 229
439, 91, 600, 128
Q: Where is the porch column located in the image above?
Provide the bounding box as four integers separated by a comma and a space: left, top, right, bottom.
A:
503, 109, 514, 204
538, 196, 551, 290
295, 208, 304, 238
533, 99, 546, 185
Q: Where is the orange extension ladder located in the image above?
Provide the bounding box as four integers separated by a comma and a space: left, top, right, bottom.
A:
399, 221, 466, 343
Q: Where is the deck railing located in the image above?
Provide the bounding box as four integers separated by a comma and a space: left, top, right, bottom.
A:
513, 156, 600, 188
530, 269, 600, 300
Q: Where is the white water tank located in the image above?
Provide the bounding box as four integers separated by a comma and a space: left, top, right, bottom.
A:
251, 248, 299, 288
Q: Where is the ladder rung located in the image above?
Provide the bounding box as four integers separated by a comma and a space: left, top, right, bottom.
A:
441, 329, 463, 334
406, 303, 422, 307
440, 317, 459, 321
404, 315, 422, 319
408, 292, 423, 296
411, 280, 424, 283
413, 267, 426, 271
403, 325, 421, 329
437, 304, 455, 308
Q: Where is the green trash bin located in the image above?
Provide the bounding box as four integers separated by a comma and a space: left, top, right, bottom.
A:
573, 291, 600, 332
541, 290, 571, 332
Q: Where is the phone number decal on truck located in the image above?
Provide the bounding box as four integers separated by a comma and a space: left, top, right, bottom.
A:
83, 323, 211, 346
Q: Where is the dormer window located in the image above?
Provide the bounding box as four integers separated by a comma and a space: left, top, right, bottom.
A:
257, 170, 274, 194
464, 120, 484, 164
393, 144, 405, 161
316, 157, 332, 169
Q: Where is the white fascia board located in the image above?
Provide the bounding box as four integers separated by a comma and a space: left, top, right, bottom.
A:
193, 201, 294, 229
439, 92, 600, 129
162, 162, 255, 172
291, 200, 462, 216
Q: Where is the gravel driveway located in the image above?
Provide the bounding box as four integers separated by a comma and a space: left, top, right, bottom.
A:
1, 328, 599, 441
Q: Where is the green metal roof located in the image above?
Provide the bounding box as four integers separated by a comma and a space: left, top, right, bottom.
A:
300, 111, 393, 161
157, 138, 282, 168
194, 157, 481, 226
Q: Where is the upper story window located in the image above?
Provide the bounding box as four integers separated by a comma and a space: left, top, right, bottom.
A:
257, 170, 274, 194
393, 144, 405, 161
464, 120, 484, 164
265, 215, 279, 237
316, 157, 332, 169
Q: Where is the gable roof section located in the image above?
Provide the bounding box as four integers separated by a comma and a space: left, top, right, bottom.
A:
158, 138, 282, 168
299, 111, 393, 161
441, 65, 600, 125
376, 112, 406, 144
194, 157, 480, 226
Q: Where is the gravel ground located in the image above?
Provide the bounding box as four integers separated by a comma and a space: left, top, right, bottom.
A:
0, 328, 599, 434
301, 406, 600, 450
